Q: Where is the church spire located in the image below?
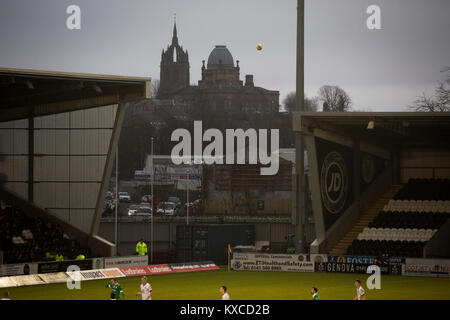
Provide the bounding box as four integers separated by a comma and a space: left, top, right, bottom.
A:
159, 15, 190, 98
172, 13, 178, 45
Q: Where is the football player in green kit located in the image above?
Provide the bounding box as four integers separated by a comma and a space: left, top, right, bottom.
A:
311, 287, 320, 300
105, 278, 124, 300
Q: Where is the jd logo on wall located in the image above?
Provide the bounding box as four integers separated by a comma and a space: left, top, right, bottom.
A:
316, 138, 354, 230
320, 151, 348, 215
316, 138, 385, 230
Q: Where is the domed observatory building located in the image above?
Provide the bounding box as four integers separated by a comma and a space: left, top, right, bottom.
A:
198, 45, 243, 88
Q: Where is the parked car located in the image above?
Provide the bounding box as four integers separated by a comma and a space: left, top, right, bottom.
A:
167, 196, 181, 206
179, 202, 192, 216
103, 200, 114, 215
141, 194, 152, 203
181, 199, 201, 216
127, 204, 140, 216
118, 192, 131, 202
157, 202, 177, 216
191, 199, 201, 213
167, 196, 182, 212
139, 202, 154, 212
135, 207, 152, 217
141, 194, 161, 205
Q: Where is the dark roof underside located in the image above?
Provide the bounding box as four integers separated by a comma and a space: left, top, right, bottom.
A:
295, 112, 450, 149
0, 68, 151, 122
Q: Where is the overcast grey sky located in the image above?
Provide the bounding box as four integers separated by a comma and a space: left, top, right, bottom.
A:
0, 0, 449, 111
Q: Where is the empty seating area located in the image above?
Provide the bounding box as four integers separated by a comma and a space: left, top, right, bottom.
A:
370, 210, 449, 229
348, 239, 425, 258
347, 179, 450, 258
383, 200, 450, 213
357, 227, 437, 242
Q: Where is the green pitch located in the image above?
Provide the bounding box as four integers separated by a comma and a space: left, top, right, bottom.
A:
5, 267, 450, 300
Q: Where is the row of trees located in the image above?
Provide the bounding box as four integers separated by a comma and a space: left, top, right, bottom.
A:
283, 67, 450, 113
410, 68, 450, 112
283, 85, 352, 113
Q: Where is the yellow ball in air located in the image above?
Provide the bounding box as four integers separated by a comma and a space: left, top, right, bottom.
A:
256, 44, 263, 51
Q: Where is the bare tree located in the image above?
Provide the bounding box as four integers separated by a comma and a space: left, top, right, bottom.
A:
282, 92, 319, 113
151, 79, 160, 98
410, 68, 450, 112
318, 85, 352, 112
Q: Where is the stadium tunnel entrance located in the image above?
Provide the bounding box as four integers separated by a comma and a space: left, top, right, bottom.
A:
0, 67, 151, 257
293, 112, 450, 256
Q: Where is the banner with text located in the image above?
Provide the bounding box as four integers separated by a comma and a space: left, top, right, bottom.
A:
120, 262, 219, 277
3, 274, 46, 287
328, 255, 405, 265
120, 264, 173, 277
37, 259, 93, 274
169, 261, 220, 273
67, 268, 126, 282
104, 255, 149, 269
39, 272, 69, 284
0, 263, 38, 276
402, 258, 450, 277
231, 253, 314, 272
315, 262, 402, 275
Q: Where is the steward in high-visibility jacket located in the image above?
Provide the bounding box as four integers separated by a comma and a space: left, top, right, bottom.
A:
136, 239, 148, 256
45, 251, 55, 260
55, 253, 64, 262
76, 254, 86, 260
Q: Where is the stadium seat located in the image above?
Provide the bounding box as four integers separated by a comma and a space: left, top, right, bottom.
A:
348, 179, 450, 258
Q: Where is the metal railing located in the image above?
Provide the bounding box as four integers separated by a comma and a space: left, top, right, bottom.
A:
100, 214, 292, 224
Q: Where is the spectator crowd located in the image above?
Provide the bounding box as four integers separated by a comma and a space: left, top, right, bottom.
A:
0, 201, 87, 264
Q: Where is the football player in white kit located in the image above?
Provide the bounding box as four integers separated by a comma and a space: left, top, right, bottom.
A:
136, 276, 152, 300
354, 280, 366, 300
220, 286, 230, 300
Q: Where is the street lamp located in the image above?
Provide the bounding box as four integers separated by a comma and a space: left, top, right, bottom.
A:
295, 0, 306, 253
150, 137, 154, 264
186, 168, 190, 225
115, 145, 119, 256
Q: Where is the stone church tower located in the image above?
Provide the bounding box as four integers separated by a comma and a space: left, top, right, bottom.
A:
158, 22, 190, 98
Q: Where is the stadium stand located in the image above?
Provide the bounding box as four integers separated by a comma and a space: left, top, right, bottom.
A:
394, 179, 450, 201
346, 179, 450, 258
0, 202, 86, 264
